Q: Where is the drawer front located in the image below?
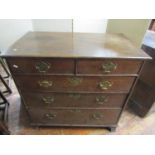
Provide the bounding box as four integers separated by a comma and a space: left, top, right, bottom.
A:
77, 59, 142, 75
7, 58, 74, 74
22, 92, 127, 108
15, 75, 135, 93
28, 108, 121, 126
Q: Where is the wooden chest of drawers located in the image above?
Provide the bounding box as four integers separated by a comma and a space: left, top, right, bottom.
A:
2, 32, 150, 131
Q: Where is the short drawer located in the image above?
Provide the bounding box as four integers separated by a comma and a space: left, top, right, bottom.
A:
22, 92, 127, 108
28, 108, 121, 126
77, 59, 142, 75
15, 75, 135, 93
6, 58, 74, 74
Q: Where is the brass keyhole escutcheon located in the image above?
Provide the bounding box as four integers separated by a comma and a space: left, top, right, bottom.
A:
96, 95, 108, 104
99, 80, 113, 90
69, 94, 81, 99
92, 113, 104, 120
38, 80, 53, 88
45, 113, 56, 120
68, 77, 82, 86
35, 61, 51, 73
102, 61, 117, 73
42, 96, 54, 104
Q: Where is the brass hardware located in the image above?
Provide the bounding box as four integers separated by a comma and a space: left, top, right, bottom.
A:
68, 77, 82, 86
38, 80, 53, 88
102, 61, 117, 73
45, 113, 56, 120
35, 61, 51, 73
92, 113, 104, 120
42, 96, 54, 104
99, 80, 113, 90
70, 109, 81, 112
96, 95, 108, 104
69, 94, 81, 99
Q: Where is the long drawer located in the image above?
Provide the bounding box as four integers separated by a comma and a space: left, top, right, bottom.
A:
6, 58, 75, 74
15, 75, 135, 93
22, 92, 127, 108
77, 59, 142, 75
28, 108, 121, 126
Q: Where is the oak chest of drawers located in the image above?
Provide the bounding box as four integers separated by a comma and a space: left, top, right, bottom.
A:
2, 32, 150, 131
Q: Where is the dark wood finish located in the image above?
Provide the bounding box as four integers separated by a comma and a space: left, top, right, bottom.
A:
2, 32, 151, 130
22, 92, 127, 108
14, 75, 135, 93
129, 44, 155, 117
77, 59, 142, 75
6, 58, 74, 75
28, 108, 121, 126
2, 32, 149, 59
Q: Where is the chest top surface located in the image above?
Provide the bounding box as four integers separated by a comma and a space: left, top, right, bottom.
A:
2, 32, 151, 59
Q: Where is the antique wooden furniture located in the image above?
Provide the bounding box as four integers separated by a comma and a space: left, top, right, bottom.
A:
1, 32, 150, 131
129, 31, 155, 117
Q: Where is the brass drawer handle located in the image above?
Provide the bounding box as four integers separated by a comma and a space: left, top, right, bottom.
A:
68, 77, 82, 86
45, 113, 56, 120
96, 95, 108, 104
42, 96, 54, 104
92, 113, 104, 120
102, 61, 117, 73
38, 80, 53, 88
69, 94, 81, 99
35, 61, 51, 73
99, 80, 113, 90
70, 109, 81, 112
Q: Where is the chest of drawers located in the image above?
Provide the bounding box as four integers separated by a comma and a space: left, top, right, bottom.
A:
2, 32, 150, 131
